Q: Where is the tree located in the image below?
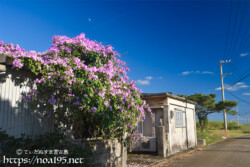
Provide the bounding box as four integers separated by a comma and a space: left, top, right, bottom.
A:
0, 34, 152, 143
179, 93, 237, 131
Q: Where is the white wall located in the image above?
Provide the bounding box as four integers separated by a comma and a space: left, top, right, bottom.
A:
167, 97, 196, 155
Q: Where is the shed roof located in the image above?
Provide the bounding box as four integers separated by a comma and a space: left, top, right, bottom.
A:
142, 92, 196, 105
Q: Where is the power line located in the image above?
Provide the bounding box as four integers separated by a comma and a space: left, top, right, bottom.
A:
231, 68, 250, 82
226, 0, 249, 80
223, 0, 234, 60
225, 90, 250, 105
226, 0, 241, 60
225, 73, 250, 88
232, 23, 249, 59
222, 1, 245, 81
229, 0, 248, 60
217, 0, 234, 75
229, 24, 250, 75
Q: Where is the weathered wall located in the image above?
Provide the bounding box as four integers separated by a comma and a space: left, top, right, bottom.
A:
73, 139, 127, 167
132, 95, 196, 156
0, 66, 53, 138
167, 98, 196, 155
134, 97, 167, 153
132, 108, 165, 152
133, 111, 157, 152
186, 107, 197, 148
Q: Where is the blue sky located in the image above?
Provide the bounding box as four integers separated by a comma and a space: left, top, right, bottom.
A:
0, 0, 249, 123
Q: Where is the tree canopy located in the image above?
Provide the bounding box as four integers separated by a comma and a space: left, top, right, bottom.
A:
179, 93, 237, 131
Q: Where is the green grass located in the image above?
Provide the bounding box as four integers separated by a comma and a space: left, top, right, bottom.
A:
196, 121, 250, 130
196, 121, 250, 146
197, 130, 250, 146
197, 130, 222, 145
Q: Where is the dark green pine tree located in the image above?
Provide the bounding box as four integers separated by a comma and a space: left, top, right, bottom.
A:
179, 93, 237, 131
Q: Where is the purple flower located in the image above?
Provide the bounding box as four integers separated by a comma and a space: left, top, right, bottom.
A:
73, 57, 81, 65
79, 105, 85, 109
24, 95, 31, 101
48, 94, 56, 105
64, 71, 74, 77
12, 59, 23, 68
73, 101, 79, 106
0, 34, 149, 143
89, 107, 97, 113
108, 104, 112, 111
104, 101, 109, 106
35, 78, 44, 83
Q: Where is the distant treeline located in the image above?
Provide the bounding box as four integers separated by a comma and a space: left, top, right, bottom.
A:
196, 121, 249, 130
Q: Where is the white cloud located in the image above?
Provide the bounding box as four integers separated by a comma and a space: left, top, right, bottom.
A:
202, 71, 214, 74
181, 70, 214, 75
158, 76, 163, 79
243, 93, 250, 96
137, 76, 161, 85
137, 79, 150, 85
182, 71, 194, 75
145, 76, 153, 80
239, 85, 249, 88
88, 18, 92, 22
240, 52, 248, 57
215, 82, 249, 91
215, 87, 221, 91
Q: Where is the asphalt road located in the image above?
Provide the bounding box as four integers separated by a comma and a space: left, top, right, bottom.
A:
167, 135, 250, 167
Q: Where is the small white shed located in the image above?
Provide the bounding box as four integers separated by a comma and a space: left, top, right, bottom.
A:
133, 92, 197, 156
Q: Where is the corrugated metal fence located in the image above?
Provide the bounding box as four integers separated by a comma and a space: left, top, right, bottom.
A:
0, 66, 52, 138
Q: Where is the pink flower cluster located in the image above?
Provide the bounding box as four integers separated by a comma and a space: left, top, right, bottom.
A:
0, 33, 152, 142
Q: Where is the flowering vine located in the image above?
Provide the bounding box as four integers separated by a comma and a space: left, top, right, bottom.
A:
0, 33, 152, 143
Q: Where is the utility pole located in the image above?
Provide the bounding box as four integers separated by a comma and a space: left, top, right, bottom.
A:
236, 99, 239, 128
220, 60, 232, 130
247, 112, 249, 130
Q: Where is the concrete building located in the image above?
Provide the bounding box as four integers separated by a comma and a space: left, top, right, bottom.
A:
133, 92, 197, 157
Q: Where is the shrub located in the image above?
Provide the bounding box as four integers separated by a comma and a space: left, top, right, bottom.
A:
227, 121, 241, 130
0, 34, 152, 143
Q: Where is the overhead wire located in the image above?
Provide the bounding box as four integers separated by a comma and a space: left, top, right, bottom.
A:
226, 0, 241, 61
220, 0, 241, 82
224, 1, 249, 84
225, 90, 250, 105
228, 0, 248, 60
225, 73, 249, 88
216, 0, 234, 76
226, 2, 243, 80
223, 0, 234, 60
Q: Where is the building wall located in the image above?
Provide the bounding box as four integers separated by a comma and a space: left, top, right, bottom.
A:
132, 95, 197, 156
132, 97, 166, 152
132, 111, 157, 152
0, 66, 52, 138
167, 97, 196, 155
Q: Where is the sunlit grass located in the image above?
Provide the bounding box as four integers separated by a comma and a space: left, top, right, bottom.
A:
197, 121, 250, 146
